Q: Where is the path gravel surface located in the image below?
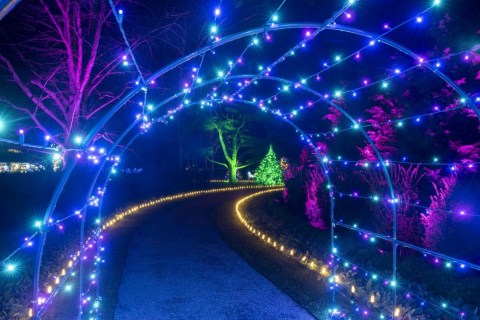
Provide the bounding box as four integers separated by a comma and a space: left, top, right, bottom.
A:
114, 190, 314, 320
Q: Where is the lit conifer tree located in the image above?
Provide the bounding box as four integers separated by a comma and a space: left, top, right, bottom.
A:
256, 145, 284, 185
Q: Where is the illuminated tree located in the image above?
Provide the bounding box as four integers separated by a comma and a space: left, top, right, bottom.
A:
204, 107, 255, 183
0, 1, 188, 149
255, 145, 283, 186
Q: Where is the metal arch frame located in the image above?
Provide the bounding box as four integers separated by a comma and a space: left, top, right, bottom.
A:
35, 130, 142, 319
32, 22, 479, 319
147, 73, 400, 314
52, 70, 398, 318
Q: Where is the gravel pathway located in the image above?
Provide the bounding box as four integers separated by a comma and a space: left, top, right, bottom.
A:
114, 191, 314, 320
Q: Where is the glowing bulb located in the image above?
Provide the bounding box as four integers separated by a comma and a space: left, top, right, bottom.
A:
217, 70, 224, 77
394, 308, 400, 317
6, 264, 16, 272
351, 285, 356, 293
433, 0, 441, 5
210, 25, 218, 34
335, 55, 341, 62
214, 8, 220, 16
73, 135, 83, 145
370, 294, 375, 303
382, 82, 389, 89
416, 16, 423, 23
19, 129, 24, 134
34, 220, 42, 228
118, 9, 123, 15
394, 68, 401, 74
272, 14, 278, 22
252, 37, 259, 45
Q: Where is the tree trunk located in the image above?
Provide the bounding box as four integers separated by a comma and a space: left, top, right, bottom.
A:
229, 165, 238, 183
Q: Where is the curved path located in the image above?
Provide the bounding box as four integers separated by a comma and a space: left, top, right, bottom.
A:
113, 190, 314, 320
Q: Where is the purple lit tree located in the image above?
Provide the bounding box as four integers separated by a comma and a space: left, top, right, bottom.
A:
283, 143, 329, 229
362, 164, 427, 245
356, 95, 429, 245
421, 169, 457, 250
0, 1, 188, 149
357, 95, 403, 162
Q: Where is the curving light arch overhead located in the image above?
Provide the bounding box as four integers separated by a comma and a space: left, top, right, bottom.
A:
26, 5, 480, 319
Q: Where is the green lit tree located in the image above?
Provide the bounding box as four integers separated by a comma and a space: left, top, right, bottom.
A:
256, 145, 284, 186
205, 107, 255, 183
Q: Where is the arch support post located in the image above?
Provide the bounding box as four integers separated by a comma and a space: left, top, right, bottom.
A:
33, 158, 78, 319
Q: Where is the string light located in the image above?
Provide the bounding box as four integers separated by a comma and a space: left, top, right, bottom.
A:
235, 189, 472, 319
1, 1, 478, 318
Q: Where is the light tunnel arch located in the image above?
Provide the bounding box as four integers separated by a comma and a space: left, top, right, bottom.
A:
31, 71, 401, 317
32, 20, 480, 318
